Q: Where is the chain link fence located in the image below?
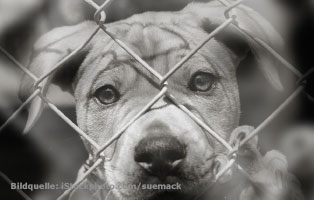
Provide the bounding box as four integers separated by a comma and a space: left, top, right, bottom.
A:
0, 0, 313, 199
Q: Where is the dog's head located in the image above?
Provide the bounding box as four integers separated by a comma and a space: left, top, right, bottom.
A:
20, 1, 283, 199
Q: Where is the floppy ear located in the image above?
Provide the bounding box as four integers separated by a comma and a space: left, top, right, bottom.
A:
183, 1, 284, 90
19, 21, 98, 133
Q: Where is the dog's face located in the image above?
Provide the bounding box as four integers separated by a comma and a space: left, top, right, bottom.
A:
74, 19, 240, 199
20, 2, 283, 199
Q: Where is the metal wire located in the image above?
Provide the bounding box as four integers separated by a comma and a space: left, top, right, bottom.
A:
160, 17, 235, 85
0, 171, 33, 200
0, 89, 41, 132
0, 47, 38, 81
95, 87, 168, 157
39, 94, 100, 149
166, 93, 233, 151
0, 0, 313, 199
57, 158, 104, 200
34, 26, 101, 88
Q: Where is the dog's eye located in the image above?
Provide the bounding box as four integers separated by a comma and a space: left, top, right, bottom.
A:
188, 72, 217, 92
94, 85, 120, 105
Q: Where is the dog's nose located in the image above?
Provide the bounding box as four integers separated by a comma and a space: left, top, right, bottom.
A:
134, 136, 186, 178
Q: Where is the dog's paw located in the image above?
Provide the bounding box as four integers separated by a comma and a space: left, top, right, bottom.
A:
239, 149, 304, 200
263, 150, 288, 172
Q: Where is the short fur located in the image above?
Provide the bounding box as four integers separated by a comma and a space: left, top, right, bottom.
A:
20, 1, 301, 200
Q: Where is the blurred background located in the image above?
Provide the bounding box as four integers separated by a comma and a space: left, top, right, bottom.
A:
0, 0, 313, 199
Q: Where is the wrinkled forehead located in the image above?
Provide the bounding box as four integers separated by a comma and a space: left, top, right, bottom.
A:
75, 21, 234, 94
84, 22, 204, 66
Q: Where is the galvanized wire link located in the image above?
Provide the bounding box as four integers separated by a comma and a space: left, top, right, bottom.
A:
0, 171, 33, 200
39, 94, 100, 149
214, 159, 236, 181
240, 30, 303, 77
160, 18, 234, 85
95, 87, 168, 158
226, 86, 302, 164
298, 66, 314, 84
0, 89, 41, 132
0, 46, 38, 81
224, 0, 243, 19
57, 158, 104, 200
98, 24, 164, 81
212, 95, 291, 178
218, 0, 303, 78
298, 66, 314, 101
84, 0, 100, 9
1, 0, 314, 199
0, 47, 40, 134
34, 26, 101, 88
166, 93, 233, 151
94, 0, 114, 23
84, 0, 164, 82
236, 86, 303, 149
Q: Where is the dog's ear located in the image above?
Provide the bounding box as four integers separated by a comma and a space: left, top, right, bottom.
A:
19, 22, 98, 133
184, 2, 284, 90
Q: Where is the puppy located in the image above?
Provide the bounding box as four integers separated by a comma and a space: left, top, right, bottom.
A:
20, 1, 289, 199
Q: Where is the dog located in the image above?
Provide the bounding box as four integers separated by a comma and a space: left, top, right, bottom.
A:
19, 1, 300, 199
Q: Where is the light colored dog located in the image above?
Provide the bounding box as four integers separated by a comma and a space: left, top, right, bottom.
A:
20, 1, 300, 200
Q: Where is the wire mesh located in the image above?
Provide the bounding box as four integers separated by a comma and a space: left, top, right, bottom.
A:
0, 0, 313, 199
